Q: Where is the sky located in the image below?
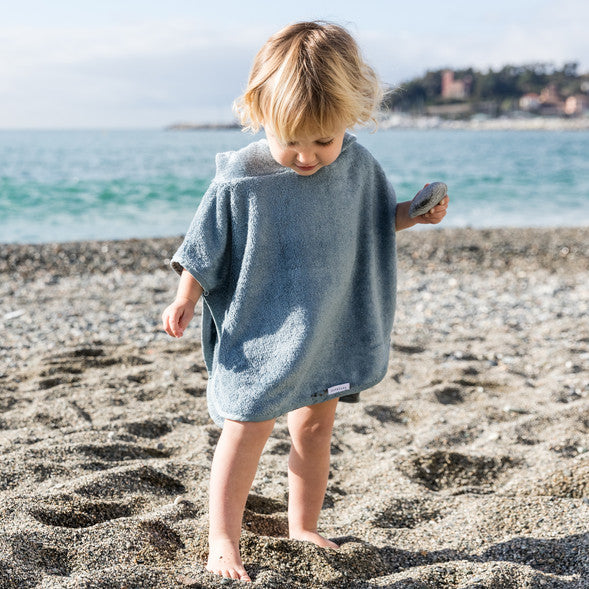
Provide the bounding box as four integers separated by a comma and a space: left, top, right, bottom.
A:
1, 0, 588, 129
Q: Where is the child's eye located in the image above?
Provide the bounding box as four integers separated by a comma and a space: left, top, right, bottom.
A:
316, 139, 334, 146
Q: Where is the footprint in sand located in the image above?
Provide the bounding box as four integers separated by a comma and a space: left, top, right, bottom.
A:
393, 343, 426, 355
30, 498, 136, 528
5, 533, 71, 577
371, 496, 447, 529
73, 465, 185, 498
243, 494, 288, 537
32, 345, 153, 390
182, 386, 205, 397
138, 519, 185, 558
432, 386, 464, 405
519, 462, 589, 499
399, 450, 517, 493
73, 442, 170, 462
364, 404, 407, 424
37, 374, 81, 390
245, 494, 286, 514
205, 426, 221, 448
268, 440, 291, 455
123, 418, 173, 439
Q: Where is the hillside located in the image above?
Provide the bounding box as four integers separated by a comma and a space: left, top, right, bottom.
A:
384, 62, 589, 118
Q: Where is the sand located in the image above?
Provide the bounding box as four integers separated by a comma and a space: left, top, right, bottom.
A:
0, 227, 587, 588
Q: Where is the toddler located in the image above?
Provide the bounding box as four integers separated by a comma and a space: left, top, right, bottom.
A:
162, 21, 448, 582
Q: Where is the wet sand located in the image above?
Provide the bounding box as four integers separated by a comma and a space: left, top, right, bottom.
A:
1, 227, 587, 588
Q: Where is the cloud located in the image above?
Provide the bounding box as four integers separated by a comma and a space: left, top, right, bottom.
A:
360, 2, 589, 86
0, 20, 264, 127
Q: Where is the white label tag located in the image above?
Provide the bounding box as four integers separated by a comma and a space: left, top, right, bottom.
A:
327, 383, 350, 395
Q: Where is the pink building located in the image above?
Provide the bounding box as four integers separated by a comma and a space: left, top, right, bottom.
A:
441, 70, 470, 100
564, 95, 589, 116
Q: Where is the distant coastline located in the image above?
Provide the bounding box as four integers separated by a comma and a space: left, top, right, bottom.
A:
165, 122, 240, 131
378, 113, 589, 131
165, 115, 589, 132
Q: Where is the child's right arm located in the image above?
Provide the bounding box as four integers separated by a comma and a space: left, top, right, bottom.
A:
162, 269, 204, 338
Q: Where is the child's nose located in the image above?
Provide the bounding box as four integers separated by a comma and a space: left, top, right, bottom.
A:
296, 148, 315, 164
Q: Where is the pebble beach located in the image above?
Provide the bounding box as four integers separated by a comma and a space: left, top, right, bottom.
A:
1, 227, 588, 588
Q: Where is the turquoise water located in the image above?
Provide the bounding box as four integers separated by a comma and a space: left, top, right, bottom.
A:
1, 129, 588, 243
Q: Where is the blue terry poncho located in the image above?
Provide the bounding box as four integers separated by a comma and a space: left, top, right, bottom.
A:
172, 133, 397, 426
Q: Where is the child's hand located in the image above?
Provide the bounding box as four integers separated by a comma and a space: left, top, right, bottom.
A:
162, 298, 195, 338
415, 195, 449, 225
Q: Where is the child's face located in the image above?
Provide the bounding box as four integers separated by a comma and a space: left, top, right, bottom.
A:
265, 127, 347, 176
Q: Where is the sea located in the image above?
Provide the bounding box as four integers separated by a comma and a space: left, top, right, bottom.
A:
1, 128, 588, 244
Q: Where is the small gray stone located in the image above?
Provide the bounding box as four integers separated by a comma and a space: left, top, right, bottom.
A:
409, 182, 448, 218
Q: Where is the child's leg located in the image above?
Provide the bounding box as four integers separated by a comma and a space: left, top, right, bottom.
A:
207, 417, 275, 582
287, 398, 339, 549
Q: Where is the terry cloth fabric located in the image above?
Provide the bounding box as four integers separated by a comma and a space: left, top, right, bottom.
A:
171, 133, 397, 426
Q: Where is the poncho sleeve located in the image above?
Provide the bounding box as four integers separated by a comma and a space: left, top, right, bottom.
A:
170, 181, 231, 295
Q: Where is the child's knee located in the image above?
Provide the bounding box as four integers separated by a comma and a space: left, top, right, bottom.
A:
289, 403, 337, 442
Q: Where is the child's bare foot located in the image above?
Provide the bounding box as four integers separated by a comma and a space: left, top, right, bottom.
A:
206, 537, 251, 582
290, 530, 339, 549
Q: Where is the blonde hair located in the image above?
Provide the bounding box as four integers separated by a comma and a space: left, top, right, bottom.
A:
234, 21, 383, 142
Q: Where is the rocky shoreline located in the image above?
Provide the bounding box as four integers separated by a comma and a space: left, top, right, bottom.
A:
379, 113, 589, 131
2, 226, 586, 279
1, 227, 588, 588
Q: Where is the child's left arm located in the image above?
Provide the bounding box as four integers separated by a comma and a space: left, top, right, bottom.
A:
395, 195, 449, 231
